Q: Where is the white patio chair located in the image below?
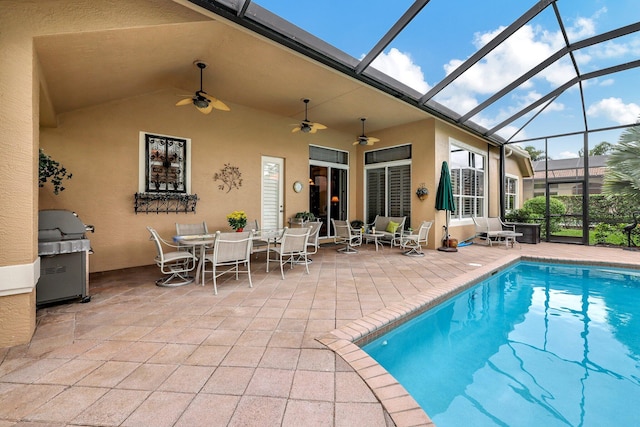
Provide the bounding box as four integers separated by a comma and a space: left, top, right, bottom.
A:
201, 230, 253, 295
175, 221, 209, 254
270, 227, 311, 279
250, 219, 269, 257
400, 220, 433, 256
147, 226, 197, 287
332, 219, 361, 253
306, 221, 323, 256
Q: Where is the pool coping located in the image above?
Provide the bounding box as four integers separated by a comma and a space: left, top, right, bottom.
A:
317, 255, 640, 427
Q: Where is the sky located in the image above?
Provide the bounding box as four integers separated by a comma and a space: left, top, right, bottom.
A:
254, 0, 640, 159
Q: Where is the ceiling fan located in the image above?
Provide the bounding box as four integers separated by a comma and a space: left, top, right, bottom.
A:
353, 118, 380, 146
291, 98, 327, 134
176, 61, 230, 114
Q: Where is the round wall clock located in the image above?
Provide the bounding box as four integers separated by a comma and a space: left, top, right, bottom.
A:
293, 181, 303, 193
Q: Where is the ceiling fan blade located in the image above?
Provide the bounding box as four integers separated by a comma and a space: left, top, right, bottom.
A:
352, 140, 360, 146
176, 97, 193, 106
368, 137, 380, 144
312, 122, 327, 130
211, 99, 231, 111
291, 127, 301, 133
196, 103, 213, 114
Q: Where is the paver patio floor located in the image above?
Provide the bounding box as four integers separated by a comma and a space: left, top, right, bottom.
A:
1, 241, 638, 426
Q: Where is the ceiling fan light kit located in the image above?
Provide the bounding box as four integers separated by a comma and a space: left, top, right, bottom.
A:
176, 60, 230, 114
292, 98, 327, 134
353, 117, 379, 146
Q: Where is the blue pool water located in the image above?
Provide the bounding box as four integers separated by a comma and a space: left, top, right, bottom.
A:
363, 261, 640, 427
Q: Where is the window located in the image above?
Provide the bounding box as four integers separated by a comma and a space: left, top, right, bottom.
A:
450, 142, 485, 219
139, 132, 191, 193
505, 175, 518, 212
365, 145, 412, 226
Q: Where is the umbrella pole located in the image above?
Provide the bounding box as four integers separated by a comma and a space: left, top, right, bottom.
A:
438, 211, 458, 252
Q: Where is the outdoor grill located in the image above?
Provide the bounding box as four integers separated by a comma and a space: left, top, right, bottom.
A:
37, 209, 94, 305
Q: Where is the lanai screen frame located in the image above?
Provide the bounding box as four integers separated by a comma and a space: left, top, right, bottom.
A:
190, 0, 640, 243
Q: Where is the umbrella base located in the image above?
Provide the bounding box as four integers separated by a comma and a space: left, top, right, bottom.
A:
438, 246, 458, 252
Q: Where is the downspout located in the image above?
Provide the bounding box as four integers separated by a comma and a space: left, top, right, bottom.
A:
499, 145, 505, 218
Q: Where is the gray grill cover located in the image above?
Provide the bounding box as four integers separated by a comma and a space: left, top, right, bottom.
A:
38, 210, 87, 242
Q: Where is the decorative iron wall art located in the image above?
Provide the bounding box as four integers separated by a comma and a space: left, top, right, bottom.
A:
214, 163, 243, 193
145, 133, 187, 193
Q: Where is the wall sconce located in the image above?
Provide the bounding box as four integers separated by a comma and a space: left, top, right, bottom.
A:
331, 196, 339, 203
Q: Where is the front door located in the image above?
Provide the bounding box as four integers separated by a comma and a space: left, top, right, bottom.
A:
262, 156, 284, 230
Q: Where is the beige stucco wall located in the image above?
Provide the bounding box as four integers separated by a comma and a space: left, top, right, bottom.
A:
39, 90, 353, 272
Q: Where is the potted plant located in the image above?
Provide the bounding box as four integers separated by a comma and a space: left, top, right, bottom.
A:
294, 211, 315, 222
416, 183, 429, 201
39, 149, 72, 195
227, 210, 247, 231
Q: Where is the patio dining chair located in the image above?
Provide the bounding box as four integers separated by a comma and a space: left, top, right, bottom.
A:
147, 226, 198, 287
250, 219, 269, 257
175, 221, 209, 255
201, 230, 254, 295
331, 219, 361, 253
270, 227, 311, 279
306, 221, 322, 257
400, 220, 433, 256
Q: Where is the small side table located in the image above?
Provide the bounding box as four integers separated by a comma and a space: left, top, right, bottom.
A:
496, 231, 523, 249
364, 232, 384, 251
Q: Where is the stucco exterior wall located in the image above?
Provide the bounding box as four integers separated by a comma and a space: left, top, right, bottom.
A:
39, 90, 353, 272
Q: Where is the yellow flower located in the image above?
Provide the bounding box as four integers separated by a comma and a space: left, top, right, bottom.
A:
226, 210, 247, 230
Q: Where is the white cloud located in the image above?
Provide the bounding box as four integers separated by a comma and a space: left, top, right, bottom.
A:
557, 150, 579, 159
599, 78, 615, 86
369, 48, 430, 93
434, 10, 607, 122
587, 97, 640, 124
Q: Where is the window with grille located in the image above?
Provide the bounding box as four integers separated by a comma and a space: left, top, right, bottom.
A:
450, 143, 485, 219
139, 132, 191, 194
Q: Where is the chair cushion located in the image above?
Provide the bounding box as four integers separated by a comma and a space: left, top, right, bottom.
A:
386, 220, 399, 233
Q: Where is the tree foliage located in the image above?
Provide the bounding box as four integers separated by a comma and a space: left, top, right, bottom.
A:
523, 145, 547, 161
603, 124, 640, 205
578, 141, 613, 157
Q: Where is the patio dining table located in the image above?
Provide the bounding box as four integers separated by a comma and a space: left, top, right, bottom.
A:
174, 229, 286, 285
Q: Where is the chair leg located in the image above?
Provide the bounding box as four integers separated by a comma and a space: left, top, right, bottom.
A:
212, 264, 218, 295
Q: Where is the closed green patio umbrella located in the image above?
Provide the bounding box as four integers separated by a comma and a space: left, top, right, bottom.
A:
435, 161, 457, 252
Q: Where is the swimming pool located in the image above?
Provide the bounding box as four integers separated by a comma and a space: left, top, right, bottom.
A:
362, 261, 640, 427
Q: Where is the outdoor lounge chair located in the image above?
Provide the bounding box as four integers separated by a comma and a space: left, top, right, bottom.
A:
368, 215, 406, 246
147, 226, 198, 287
473, 217, 515, 246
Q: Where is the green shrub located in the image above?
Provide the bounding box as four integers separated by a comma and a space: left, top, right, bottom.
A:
505, 208, 534, 223
523, 196, 566, 234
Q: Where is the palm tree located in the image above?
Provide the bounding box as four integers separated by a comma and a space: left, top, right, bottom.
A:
603, 124, 640, 205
